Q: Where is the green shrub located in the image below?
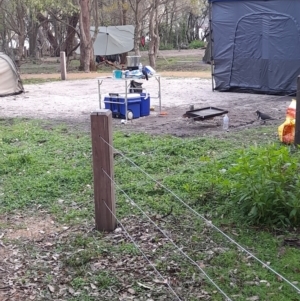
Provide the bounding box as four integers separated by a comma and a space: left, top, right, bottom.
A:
226, 144, 300, 227
189, 40, 205, 49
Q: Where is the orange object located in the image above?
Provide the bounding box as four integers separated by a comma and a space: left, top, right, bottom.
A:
159, 111, 168, 116
286, 99, 296, 119
278, 99, 296, 144
279, 119, 295, 144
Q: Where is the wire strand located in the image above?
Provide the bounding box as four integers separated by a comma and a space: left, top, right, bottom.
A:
100, 136, 300, 295
103, 201, 182, 301
102, 168, 232, 301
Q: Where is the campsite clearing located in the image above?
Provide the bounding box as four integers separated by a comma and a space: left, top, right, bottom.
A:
0, 73, 290, 137
1, 49, 299, 301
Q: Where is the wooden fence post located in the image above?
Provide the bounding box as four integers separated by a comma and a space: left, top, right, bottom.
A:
91, 110, 116, 231
295, 76, 300, 145
60, 51, 67, 80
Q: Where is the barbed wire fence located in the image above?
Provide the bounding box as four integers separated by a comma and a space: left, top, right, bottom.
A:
90, 108, 300, 300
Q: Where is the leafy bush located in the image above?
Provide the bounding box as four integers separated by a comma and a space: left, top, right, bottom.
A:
189, 40, 205, 49
226, 144, 300, 227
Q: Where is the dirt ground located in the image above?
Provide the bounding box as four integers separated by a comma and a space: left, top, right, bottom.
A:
1, 76, 291, 137
1, 49, 292, 136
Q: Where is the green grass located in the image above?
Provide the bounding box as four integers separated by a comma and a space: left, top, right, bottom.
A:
22, 77, 61, 85
154, 54, 209, 72
0, 118, 300, 300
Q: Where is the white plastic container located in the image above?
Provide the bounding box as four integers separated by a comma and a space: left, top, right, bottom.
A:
144, 65, 156, 75
139, 62, 143, 72
223, 114, 229, 130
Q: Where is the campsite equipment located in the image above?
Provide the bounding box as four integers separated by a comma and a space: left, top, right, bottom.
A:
278, 99, 296, 144
77, 25, 134, 56
144, 66, 156, 76
113, 70, 122, 79
286, 99, 296, 119
126, 56, 140, 70
104, 93, 141, 119
278, 119, 295, 144
184, 107, 229, 121
140, 93, 150, 117
0, 52, 24, 97
129, 80, 143, 93
223, 114, 229, 130
208, 0, 300, 94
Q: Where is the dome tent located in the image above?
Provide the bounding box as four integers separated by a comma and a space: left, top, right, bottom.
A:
0, 52, 24, 97
209, 0, 300, 95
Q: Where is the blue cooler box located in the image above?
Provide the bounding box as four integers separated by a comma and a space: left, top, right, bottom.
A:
104, 93, 141, 119
140, 93, 150, 117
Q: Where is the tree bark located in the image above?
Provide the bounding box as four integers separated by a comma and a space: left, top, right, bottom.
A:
148, 3, 156, 68
65, 13, 79, 60
37, 12, 60, 57
28, 11, 38, 57
120, 0, 128, 65
16, 0, 26, 60
133, 0, 141, 56
78, 0, 92, 72
148, 0, 161, 68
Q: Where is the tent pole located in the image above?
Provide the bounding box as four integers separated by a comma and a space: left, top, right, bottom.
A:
209, 2, 215, 92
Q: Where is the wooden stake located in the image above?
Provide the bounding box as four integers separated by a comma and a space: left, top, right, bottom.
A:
60, 51, 67, 80
91, 110, 116, 231
295, 76, 300, 145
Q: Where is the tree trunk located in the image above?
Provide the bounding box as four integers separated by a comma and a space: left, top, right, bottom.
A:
148, 4, 155, 67
16, 1, 26, 60
148, 0, 160, 68
133, 0, 141, 56
120, 0, 128, 65
203, 35, 211, 64
37, 12, 60, 57
78, 0, 92, 72
28, 12, 38, 57
65, 13, 79, 61
154, 1, 160, 59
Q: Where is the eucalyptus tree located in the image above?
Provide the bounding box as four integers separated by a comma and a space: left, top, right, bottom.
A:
0, 0, 27, 58
127, 0, 152, 56
30, 0, 79, 58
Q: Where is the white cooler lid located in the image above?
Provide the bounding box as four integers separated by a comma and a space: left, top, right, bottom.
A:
104, 93, 141, 98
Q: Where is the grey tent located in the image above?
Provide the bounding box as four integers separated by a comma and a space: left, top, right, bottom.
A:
0, 52, 24, 97
209, 0, 300, 94
76, 25, 134, 56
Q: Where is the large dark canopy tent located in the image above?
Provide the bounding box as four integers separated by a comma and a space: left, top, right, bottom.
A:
208, 0, 300, 94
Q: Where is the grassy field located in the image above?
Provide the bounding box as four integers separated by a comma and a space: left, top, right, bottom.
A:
1, 118, 300, 300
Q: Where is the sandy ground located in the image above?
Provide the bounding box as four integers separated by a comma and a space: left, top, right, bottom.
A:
0, 72, 291, 136
20, 71, 212, 80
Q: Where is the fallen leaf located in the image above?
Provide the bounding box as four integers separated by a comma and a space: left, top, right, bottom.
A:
128, 288, 135, 295
153, 278, 168, 285
47, 285, 55, 293
246, 296, 259, 301
137, 282, 152, 290
68, 287, 75, 295
90, 283, 97, 290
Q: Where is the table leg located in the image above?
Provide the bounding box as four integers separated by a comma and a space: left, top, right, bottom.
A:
98, 79, 103, 109
155, 75, 162, 113
125, 79, 128, 121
